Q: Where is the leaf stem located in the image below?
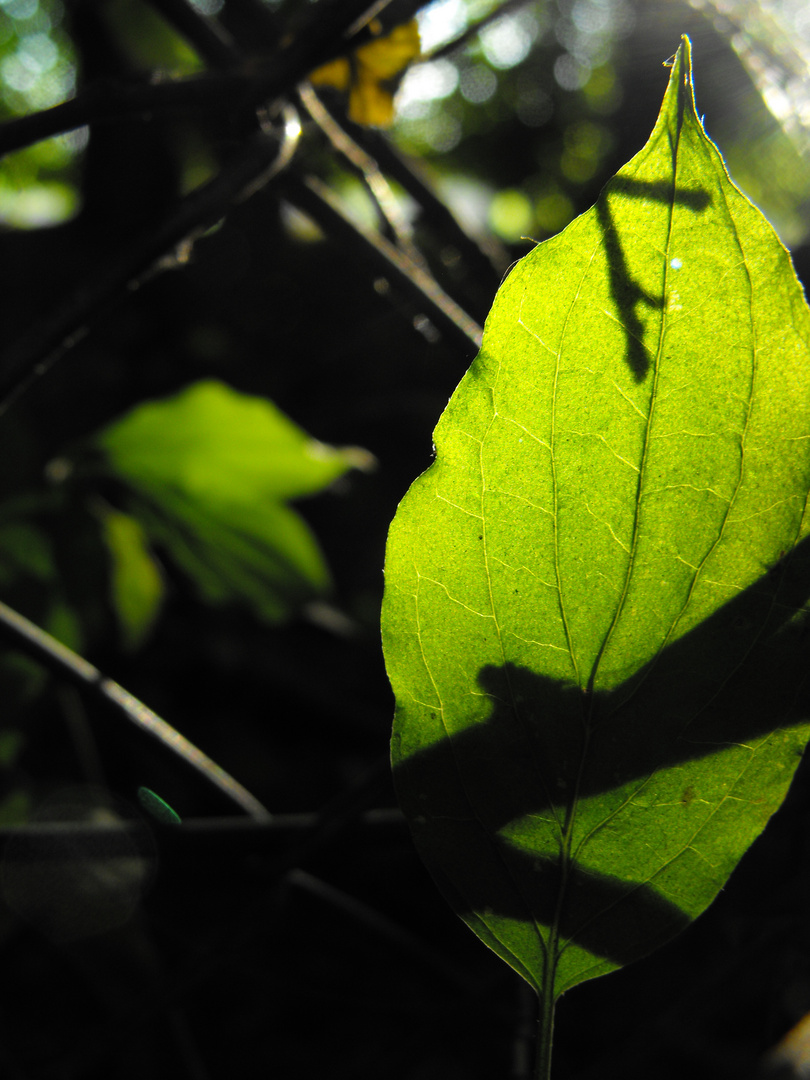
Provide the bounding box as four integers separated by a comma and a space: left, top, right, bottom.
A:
535, 991, 556, 1080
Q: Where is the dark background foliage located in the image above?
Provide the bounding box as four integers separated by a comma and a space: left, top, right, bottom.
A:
1, 0, 810, 1077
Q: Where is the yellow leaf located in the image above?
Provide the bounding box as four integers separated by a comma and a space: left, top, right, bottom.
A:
354, 20, 421, 80
309, 19, 421, 128
310, 56, 351, 93
348, 72, 396, 127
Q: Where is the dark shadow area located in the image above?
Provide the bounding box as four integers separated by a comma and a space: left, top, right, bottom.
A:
393, 534, 810, 964
0, 2, 808, 1077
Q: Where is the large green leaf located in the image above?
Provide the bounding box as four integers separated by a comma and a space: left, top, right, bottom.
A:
382, 34, 810, 1021
96, 380, 372, 624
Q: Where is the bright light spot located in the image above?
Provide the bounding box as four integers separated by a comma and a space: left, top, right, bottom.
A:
459, 63, 497, 105
516, 88, 552, 127
25, 66, 74, 109
479, 11, 539, 70
670, 258, 682, 269
0, 180, 77, 227
0, 53, 37, 92
188, 0, 224, 13
560, 151, 596, 182
436, 176, 491, 235
762, 82, 794, 123
285, 113, 302, 142
417, 0, 469, 53
396, 109, 463, 153
536, 191, 575, 233
280, 201, 324, 243
488, 189, 533, 243
554, 53, 592, 91
1, 0, 39, 19
561, 119, 608, 181
582, 64, 621, 113
572, 0, 611, 33
397, 58, 459, 116
19, 31, 58, 73
423, 112, 462, 152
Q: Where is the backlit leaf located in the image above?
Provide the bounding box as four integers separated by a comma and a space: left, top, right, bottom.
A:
382, 34, 810, 1018
96, 380, 373, 624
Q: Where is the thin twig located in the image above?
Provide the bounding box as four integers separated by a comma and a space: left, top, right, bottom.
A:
0, 124, 296, 416
298, 82, 425, 263
0, 598, 272, 820
0, 809, 406, 858
0, 74, 249, 159
298, 89, 502, 325
0, 0, 400, 414
0, 0, 392, 160
283, 172, 483, 352
345, 122, 507, 293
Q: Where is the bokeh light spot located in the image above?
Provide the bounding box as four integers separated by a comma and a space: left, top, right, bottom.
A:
554, 52, 592, 91
459, 62, 497, 105
516, 87, 553, 127
536, 190, 575, 234
417, 0, 469, 53
479, 10, 540, 70
397, 58, 459, 117
2, 0, 39, 20
488, 188, 533, 243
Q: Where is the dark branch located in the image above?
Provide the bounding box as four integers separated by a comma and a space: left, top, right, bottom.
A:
0, 598, 272, 820
0, 127, 292, 415
282, 172, 484, 353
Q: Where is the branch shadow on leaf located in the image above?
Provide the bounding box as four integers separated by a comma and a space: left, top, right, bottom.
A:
596, 177, 712, 382
393, 534, 810, 968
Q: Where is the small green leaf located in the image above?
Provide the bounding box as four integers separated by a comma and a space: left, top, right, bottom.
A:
137, 786, 182, 825
0, 523, 54, 586
102, 0, 203, 75
95, 380, 373, 624
97, 506, 164, 651
0, 730, 23, 768
382, 34, 810, 1019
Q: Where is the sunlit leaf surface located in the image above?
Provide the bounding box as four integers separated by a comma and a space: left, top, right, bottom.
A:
382, 38, 810, 1004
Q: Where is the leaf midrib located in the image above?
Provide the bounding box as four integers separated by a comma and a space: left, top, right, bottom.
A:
547, 69, 688, 1001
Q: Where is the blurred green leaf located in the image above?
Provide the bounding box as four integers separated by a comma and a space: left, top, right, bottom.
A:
96, 380, 373, 624
0, 522, 55, 586
101, 0, 203, 75
97, 505, 164, 651
0, 790, 31, 827
0, 730, 23, 768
